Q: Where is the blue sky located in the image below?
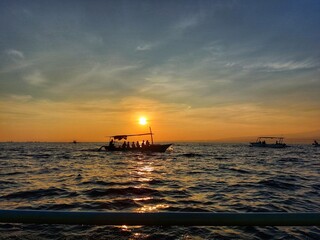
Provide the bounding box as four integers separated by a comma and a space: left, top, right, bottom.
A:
1, 0, 320, 141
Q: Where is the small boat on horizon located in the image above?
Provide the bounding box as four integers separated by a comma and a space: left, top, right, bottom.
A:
98, 128, 172, 153
250, 136, 288, 148
312, 140, 319, 147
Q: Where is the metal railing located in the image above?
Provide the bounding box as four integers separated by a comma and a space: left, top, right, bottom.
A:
1, 210, 320, 226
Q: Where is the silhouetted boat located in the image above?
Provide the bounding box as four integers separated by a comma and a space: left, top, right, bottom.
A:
250, 137, 287, 148
312, 140, 319, 147
98, 128, 172, 153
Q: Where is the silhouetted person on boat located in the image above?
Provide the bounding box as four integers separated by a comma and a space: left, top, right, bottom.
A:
146, 140, 150, 147
131, 142, 136, 148
136, 141, 140, 148
141, 140, 145, 148
109, 139, 115, 148
122, 141, 127, 149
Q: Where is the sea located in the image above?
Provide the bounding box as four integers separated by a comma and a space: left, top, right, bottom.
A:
0, 142, 319, 239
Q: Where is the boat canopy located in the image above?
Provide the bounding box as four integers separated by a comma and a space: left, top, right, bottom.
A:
111, 133, 153, 141
257, 136, 284, 140
256, 136, 284, 143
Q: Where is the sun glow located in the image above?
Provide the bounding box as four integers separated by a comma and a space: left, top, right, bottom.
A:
139, 117, 147, 125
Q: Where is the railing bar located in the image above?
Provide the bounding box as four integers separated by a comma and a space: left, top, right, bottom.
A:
1, 210, 320, 226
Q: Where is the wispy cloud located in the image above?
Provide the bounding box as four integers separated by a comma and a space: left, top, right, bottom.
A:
242, 59, 319, 72
1, 49, 33, 73
24, 70, 47, 86
174, 15, 201, 30
44, 60, 144, 101
8, 94, 32, 102
136, 43, 152, 51
5, 49, 25, 60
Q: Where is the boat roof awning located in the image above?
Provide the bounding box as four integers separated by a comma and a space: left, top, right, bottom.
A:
257, 136, 284, 140
111, 133, 153, 141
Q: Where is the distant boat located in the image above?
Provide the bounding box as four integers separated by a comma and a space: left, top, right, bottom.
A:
250, 137, 287, 148
98, 128, 172, 153
312, 140, 319, 147
72, 140, 77, 144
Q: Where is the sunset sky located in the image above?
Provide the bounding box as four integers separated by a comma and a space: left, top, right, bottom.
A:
1, 1, 320, 142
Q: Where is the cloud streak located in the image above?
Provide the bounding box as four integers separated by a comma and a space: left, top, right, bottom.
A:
24, 70, 47, 86
6, 49, 25, 60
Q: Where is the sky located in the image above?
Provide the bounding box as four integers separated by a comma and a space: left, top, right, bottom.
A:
0, 0, 320, 142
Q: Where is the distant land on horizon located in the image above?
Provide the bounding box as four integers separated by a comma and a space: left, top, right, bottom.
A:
1, 129, 319, 144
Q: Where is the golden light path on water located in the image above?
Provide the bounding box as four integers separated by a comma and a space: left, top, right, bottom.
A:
117, 160, 169, 235
133, 161, 169, 213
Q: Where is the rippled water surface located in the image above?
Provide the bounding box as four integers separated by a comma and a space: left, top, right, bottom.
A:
0, 142, 319, 239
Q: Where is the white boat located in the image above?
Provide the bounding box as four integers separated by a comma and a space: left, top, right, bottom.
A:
250, 137, 287, 148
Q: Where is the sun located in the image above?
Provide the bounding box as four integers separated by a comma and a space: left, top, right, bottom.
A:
139, 117, 147, 125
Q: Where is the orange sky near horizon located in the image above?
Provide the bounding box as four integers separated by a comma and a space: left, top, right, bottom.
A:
1, 97, 319, 142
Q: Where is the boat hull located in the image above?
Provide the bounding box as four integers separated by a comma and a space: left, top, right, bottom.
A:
250, 142, 287, 148
99, 144, 172, 153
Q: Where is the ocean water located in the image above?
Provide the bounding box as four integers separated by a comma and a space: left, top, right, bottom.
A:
0, 142, 319, 239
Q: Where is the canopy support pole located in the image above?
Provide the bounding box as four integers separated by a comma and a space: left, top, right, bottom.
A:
149, 126, 154, 144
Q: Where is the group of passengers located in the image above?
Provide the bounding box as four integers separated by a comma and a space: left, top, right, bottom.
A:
109, 139, 150, 149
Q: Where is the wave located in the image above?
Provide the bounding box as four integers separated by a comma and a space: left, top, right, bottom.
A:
165, 206, 210, 212
277, 157, 303, 162
258, 179, 301, 191
81, 180, 119, 186
16, 203, 81, 211
180, 153, 204, 158
215, 156, 230, 160
80, 179, 165, 187
312, 183, 320, 191
86, 199, 141, 210
32, 153, 52, 159
83, 187, 163, 198
219, 166, 251, 174
1, 187, 77, 200
0, 171, 26, 176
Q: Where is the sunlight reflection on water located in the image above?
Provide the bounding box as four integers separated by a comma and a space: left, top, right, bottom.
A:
0, 142, 319, 239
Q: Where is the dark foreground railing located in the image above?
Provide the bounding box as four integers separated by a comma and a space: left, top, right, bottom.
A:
1, 210, 320, 226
